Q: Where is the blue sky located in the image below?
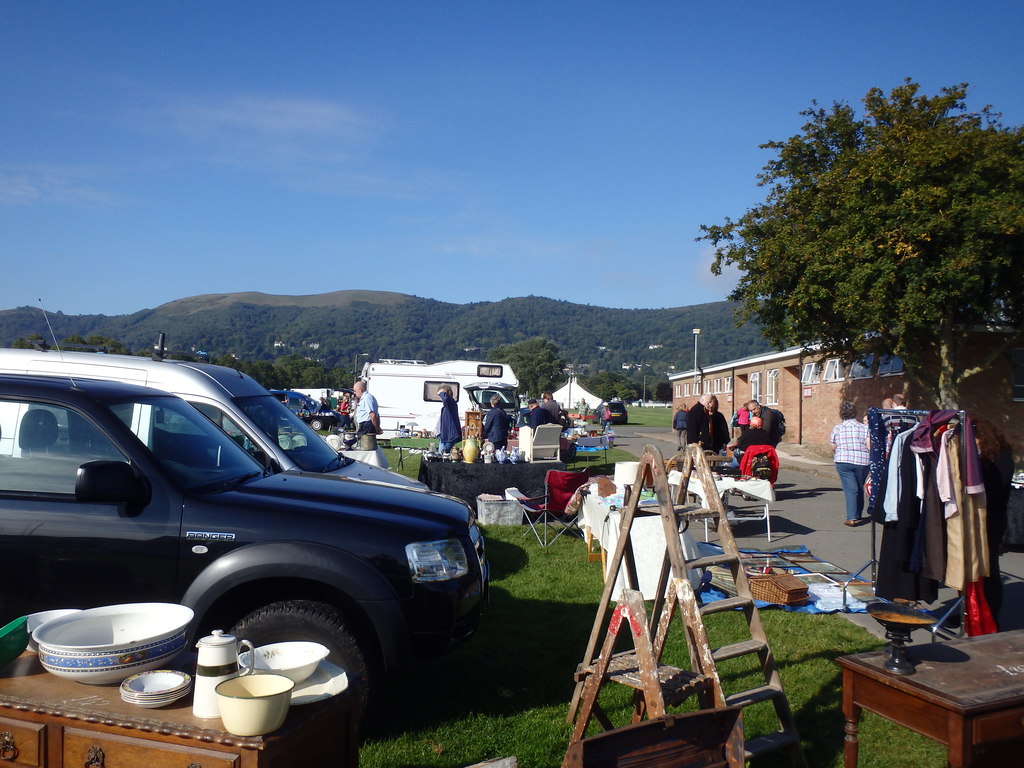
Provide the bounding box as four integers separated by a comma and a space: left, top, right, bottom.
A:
2, 1, 1022, 316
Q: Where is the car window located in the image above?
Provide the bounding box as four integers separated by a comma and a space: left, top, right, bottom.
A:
235, 394, 342, 472
0, 399, 127, 494
108, 396, 264, 490
191, 402, 259, 454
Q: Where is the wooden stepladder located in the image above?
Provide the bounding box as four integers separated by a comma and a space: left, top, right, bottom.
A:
566, 444, 807, 767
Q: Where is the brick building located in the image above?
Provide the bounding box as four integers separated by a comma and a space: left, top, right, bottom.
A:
670, 340, 1024, 462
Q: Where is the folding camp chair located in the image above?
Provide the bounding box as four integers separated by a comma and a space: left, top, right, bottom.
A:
512, 469, 590, 547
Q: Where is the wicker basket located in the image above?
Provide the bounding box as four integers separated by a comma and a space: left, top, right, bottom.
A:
746, 571, 808, 606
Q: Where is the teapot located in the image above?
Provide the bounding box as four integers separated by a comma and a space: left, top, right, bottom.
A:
193, 629, 254, 719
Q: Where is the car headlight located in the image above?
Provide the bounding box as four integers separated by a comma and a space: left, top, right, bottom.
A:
406, 538, 470, 582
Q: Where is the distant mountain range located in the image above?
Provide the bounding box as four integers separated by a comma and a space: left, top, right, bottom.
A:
0, 291, 770, 374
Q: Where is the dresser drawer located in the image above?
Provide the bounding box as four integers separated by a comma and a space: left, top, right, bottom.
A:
0, 716, 45, 767
973, 705, 1024, 744
63, 727, 239, 768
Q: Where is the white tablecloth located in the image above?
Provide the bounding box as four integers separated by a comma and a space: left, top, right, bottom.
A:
341, 448, 389, 468
667, 471, 775, 540
581, 492, 701, 600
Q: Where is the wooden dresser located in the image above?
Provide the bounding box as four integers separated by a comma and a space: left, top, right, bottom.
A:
0, 653, 357, 767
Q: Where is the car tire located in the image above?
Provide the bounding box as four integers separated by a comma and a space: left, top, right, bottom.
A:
231, 599, 375, 718
309, 417, 326, 431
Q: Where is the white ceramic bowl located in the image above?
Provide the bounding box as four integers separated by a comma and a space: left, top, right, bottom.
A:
216, 673, 295, 736
34, 603, 194, 684
26, 609, 81, 653
239, 642, 329, 683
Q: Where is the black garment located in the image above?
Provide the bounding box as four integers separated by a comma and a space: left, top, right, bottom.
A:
759, 407, 782, 447
686, 403, 707, 447
734, 428, 772, 452
981, 448, 1013, 628
875, 436, 939, 603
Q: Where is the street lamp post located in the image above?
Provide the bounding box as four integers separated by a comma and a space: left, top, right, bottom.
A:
353, 353, 369, 384
692, 329, 701, 395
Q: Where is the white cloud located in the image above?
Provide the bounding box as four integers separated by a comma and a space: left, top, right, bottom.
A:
0, 166, 115, 207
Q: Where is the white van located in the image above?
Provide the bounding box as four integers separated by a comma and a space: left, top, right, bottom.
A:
0, 348, 423, 488
361, 359, 519, 433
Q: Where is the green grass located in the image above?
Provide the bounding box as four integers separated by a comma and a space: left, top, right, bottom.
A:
618, 405, 673, 428
358, 525, 946, 767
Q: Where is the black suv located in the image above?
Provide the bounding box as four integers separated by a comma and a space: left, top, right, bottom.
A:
0, 375, 487, 714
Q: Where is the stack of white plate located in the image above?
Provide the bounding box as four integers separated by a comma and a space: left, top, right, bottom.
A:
120, 669, 192, 709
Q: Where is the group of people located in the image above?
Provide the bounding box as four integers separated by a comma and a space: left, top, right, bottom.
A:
673, 396, 783, 454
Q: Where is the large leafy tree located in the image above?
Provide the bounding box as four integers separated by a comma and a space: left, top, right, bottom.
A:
699, 80, 1024, 407
488, 337, 566, 397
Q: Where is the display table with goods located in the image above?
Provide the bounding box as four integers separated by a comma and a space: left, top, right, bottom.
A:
835, 628, 1024, 767
417, 458, 564, 509
0, 652, 357, 768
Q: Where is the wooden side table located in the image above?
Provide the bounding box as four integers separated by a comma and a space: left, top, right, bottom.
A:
836, 629, 1024, 767
0, 652, 357, 767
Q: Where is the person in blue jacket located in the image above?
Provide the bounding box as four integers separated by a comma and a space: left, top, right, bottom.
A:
436, 384, 462, 452
483, 395, 513, 450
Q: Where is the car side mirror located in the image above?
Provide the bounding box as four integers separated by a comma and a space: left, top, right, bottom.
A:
76, 460, 152, 510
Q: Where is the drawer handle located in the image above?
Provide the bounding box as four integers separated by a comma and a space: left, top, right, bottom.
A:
0, 731, 17, 761
85, 745, 105, 767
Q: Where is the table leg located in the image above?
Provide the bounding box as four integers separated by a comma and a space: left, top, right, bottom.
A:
842, 669, 861, 768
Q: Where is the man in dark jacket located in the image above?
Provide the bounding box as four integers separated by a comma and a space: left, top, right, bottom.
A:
686, 394, 710, 448
748, 400, 782, 446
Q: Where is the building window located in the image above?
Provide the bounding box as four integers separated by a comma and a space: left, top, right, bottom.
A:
765, 369, 779, 404
683, 383, 690, 397
713, 378, 721, 394
750, 372, 761, 403
822, 359, 845, 382
723, 376, 732, 393
848, 354, 874, 380
801, 362, 820, 384
674, 383, 681, 398
1013, 348, 1024, 401
877, 354, 905, 376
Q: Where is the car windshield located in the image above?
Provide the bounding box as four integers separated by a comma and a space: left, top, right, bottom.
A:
107, 395, 266, 492
235, 394, 347, 473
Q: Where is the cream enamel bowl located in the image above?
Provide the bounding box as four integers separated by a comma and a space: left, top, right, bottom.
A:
34, 603, 194, 684
216, 673, 295, 736
239, 641, 330, 683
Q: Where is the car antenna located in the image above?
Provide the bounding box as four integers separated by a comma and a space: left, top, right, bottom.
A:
37, 298, 80, 388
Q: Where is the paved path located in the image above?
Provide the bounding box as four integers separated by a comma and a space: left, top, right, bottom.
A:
610, 424, 1024, 641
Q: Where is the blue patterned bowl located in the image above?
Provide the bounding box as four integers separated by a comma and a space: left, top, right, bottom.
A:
34, 603, 194, 684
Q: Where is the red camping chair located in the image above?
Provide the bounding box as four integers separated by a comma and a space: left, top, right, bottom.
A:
515, 469, 590, 547
739, 444, 779, 485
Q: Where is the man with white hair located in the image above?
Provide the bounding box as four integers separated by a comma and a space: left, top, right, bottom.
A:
353, 380, 381, 436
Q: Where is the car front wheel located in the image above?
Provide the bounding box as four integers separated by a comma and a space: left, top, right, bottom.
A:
309, 417, 326, 431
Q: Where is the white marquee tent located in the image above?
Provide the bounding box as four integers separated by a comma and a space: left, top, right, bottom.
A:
552, 376, 602, 412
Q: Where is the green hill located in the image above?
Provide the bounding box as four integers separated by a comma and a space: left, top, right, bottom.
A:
0, 291, 769, 374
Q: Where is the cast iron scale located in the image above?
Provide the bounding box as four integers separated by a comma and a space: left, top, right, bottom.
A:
866, 601, 937, 675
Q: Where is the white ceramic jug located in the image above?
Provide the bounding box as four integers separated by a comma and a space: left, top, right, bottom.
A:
193, 629, 254, 719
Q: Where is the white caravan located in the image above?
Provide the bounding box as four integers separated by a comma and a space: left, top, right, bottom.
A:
361, 359, 519, 434
0, 347, 423, 488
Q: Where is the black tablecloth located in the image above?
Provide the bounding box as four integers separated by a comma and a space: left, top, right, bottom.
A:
418, 460, 564, 509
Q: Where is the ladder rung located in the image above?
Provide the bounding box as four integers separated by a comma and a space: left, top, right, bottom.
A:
699, 596, 753, 615
603, 652, 708, 703
712, 638, 767, 662
673, 504, 715, 520
725, 684, 783, 708
686, 553, 740, 570
744, 730, 801, 759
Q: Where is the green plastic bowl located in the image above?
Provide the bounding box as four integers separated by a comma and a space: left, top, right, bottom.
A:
0, 616, 29, 670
